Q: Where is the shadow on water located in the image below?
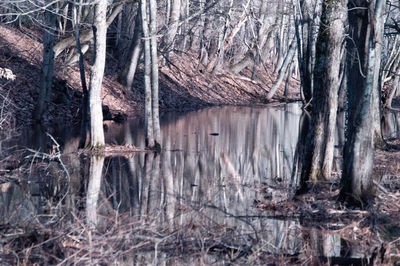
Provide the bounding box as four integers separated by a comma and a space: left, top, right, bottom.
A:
1, 103, 400, 264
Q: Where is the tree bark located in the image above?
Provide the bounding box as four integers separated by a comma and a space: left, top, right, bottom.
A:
339, 0, 386, 207
229, 22, 277, 75
385, 76, 400, 109
73, 5, 90, 149
295, 0, 347, 192
120, 7, 142, 89
149, 0, 161, 146
163, 0, 181, 53
141, 0, 154, 148
291, 111, 311, 194
53, 3, 123, 58
266, 37, 297, 101
382, 40, 400, 109
294, 0, 323, 105
88, 0, 107, 147
310, 0, 347, 181
35, 6, 56, 122
205, 0, 234, 74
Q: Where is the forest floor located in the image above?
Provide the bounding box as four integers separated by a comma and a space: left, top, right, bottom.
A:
0, 24, 300, 128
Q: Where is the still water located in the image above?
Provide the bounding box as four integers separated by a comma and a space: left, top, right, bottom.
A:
1, 103, 400, 264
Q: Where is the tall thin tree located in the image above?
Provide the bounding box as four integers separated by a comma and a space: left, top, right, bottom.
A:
88, 0, 107, 147
35, 5, 56, 122
141, 0, 155, 148
149, 0, 161, 146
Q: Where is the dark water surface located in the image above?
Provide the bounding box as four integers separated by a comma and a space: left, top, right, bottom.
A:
2, 103, 400, 264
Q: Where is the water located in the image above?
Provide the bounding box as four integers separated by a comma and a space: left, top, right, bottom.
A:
1, 103, 400, 265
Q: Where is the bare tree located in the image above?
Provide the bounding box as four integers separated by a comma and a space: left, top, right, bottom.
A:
294, 0, 322, 105
162, 0, 181, 55
34, 4, 57, 122
141, 0, 154, 147
266, 37, 297, 101
53, 3, 123, 60
88, 0, 108, 147
294, 0, 347, 192
141, 0, 161, 149
149, 0, 161, 147
340, 0, 386, 206
120, 5, 142, 89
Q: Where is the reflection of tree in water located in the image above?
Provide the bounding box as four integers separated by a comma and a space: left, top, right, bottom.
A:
96, 104, 310, 262
2, 104, 394, 264
86, 155, 105, 228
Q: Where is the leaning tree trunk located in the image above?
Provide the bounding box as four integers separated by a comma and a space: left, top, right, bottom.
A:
53, 4, 123, 59
294, 0, 347, 192
339, 0, 386, 207
88, 0, 107, 147
266, 37, 297, 101
229, 1, 272, 74
120, 6, 142, 89
205, 0, 234, 74
35, 6, 56, 122
162, 0, 181, 54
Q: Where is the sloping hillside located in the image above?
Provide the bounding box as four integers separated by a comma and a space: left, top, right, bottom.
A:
0, 24, 300, 127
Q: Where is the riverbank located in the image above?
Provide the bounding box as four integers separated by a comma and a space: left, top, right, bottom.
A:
0, 24, 300, 128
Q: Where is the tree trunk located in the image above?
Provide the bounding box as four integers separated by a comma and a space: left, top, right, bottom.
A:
206, 0, 234, 74
120, 7, 142, 89
229, 23, 277, 75
196, 0, 206, 61
274, 1, 287, 72
53, 4, 123, 58
141, 0, 154, 148
88, 0, 107, 147
35, 6, 56, 122
310, 0, 347, 181
381, 37, 400, 110
117, 2, 138, 69
291, 112, 311, 193
294, 0, 323, 105
340, 0, 386, 207
382, 47, 400, 109
73, 5, 89, 149
149, 0, 161, 147
230, 54, 254, 74
180, 0, 190, 52
295, 0, 347, 192
163, 0, 181, 53
266, 37, 297, 101
385, 76, 399, 109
